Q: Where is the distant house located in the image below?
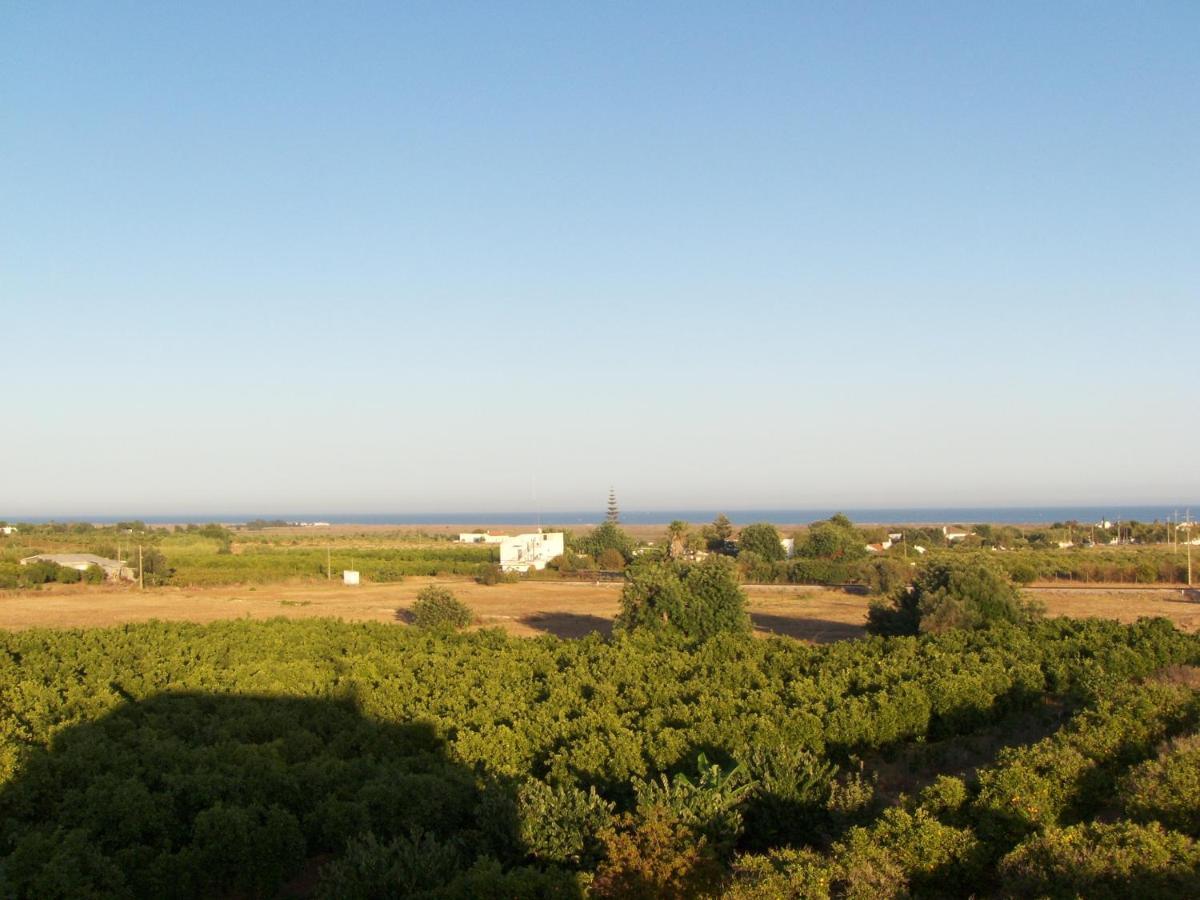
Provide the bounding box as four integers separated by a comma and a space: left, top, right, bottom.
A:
780, 538, 796, 558
499, 532, 564, 572
942, 526, 971, 542
457, 532, 506, 544
20, 553, 134, 581
913, 545, 927, 555
0, 526, 17, 536
865, 539, 894, 553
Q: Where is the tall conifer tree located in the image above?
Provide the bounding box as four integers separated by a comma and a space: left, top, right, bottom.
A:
606, 488, 620, 524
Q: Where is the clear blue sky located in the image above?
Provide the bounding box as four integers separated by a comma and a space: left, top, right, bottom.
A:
3, 2, 1197, 516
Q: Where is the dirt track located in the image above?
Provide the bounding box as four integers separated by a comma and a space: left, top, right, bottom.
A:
1, 580, 1197, 642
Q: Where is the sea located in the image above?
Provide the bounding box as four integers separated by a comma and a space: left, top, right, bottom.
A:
13, 506, 1197, 527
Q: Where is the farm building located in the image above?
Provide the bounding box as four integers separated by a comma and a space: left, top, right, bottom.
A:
780, 538, 796, 558
499, 532, 565, 572
20, 553, 134, 581
457, 533, 506, 544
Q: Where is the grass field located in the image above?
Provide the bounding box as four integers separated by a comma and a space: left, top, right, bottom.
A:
1, 578, 1196, 640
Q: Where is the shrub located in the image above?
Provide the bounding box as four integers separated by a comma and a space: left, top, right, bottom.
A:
1119, 733, 1200, 836
475, 563, 516, 585
591, 805, 724, 900
737, 524, 785, 562
867, 559, 1039, 636
55, 565, 82, 584
615, 556, 750, 641
410, 586, 474, 631
736, 550, 778, 584
517, 780, 614, 866
997, 821, 1200, 899
863, 557, 910, 595
725, 847, 834, 899
597, 547, 626, 571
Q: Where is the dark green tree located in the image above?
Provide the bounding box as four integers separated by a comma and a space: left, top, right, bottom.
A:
606, 489, 620, 524
615, 556, 749, 641
578, 521, 636, 563
737, 523, 785, 562
702, 514, 734, 552
798, 514, 865, 561
867, 558, 1039, 635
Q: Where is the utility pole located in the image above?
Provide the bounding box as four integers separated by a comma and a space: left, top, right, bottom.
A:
326, 545, 332, 581
138, 544, 144, 590
1187, 510, 1193, 588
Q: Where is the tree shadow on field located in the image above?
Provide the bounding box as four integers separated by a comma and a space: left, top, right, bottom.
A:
520, 612, 614, 639
394, 607, 416, 624
750, 612, 866, 643
0, 692, 581, 899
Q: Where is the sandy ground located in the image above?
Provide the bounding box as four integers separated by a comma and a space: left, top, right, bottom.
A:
1, 580, 1197, 642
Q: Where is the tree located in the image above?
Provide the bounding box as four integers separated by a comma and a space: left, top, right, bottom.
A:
798, 514, 865, 561
607, 489, 620, 524
867, 559, 1039, 636
578, 521, 637, 563
666, 521, 690, 559
737, 523, 784, 562
599, 548, 627, 571
702, 515, 734, 553
616, 560, 688, 633
677, 556, 751, 639
615, 557, 750, 641
410, 585, 474, 630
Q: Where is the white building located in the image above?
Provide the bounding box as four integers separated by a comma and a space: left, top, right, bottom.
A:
0, 526, 17, 535
943, 526, 971, 542
780, 538, 796, 558
499, 532, 565, 572
458, 532, 506, 544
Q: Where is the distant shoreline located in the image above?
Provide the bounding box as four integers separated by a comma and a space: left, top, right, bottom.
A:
5, 506, 1194, 528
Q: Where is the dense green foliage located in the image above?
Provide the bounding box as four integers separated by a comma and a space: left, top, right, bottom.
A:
572, 522, 636, 565
0, 614, 1197, 896
736, 524, 785, 562
614, 557, 750, 641
410, 586, 474, 631
867, 558, 1042, 636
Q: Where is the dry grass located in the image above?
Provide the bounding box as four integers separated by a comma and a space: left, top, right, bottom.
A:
0, 581, 1197, 641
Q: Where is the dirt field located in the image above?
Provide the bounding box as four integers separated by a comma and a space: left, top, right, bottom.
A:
1, 580, 1197, 642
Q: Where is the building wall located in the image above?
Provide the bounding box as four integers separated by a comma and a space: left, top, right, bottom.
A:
499, 532, 565, 572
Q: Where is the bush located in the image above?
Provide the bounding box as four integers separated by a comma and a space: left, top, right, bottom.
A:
475, 564, 516, 586
597, 548, 626, 571
1119, 733, 1200, 836
997, 821, 1200, 899
517, 780, 614, 866
737, 524, 785, 562
867, 559, 1038, 636
55, 566, 82, 584
591, 805, 724, 900
410, 586, 474, 631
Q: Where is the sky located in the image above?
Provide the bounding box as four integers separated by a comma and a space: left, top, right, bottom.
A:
2, 2, 1198, 517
